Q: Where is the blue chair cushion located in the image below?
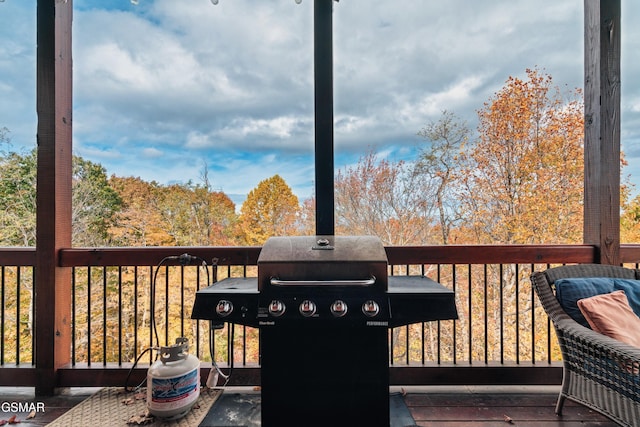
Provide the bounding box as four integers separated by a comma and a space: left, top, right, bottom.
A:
554, 277, 616, 328
613, 279, 640, 318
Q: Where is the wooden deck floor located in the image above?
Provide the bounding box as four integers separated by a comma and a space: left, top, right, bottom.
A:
401, 386, 619, 427
0, 386, 620, 426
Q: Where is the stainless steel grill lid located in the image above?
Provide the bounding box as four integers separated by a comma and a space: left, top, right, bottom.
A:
257, 235, 388, 291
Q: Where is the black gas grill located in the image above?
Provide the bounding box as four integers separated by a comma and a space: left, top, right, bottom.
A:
192, 235, 458, 427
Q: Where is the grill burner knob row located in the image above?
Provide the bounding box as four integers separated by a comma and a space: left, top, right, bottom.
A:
215, 300, 233, 317
268, 300, 286, 317
330, 300, 348, 317
299, 300, 317, 317
362, 300, 380, 317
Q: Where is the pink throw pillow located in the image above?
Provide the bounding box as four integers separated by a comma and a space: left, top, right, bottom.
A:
577, 290, 640, 348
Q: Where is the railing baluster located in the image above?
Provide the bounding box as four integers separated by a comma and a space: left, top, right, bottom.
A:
164, 265, 169, 346
499, 264, 504, 365
71, 268, 76, 365
436, 264, 442, 365
103, 267, 107, 366
388, 328, 394, 365
452, 264, 457, 365
515, 264, 520, 365
242, 325, 247, 366
134, 266, 139, 363
16, 267, 20, 364
195, 266, 201, 359
87, 266, 92, 366
148, 266, 153, 364
118, 266, 123, 366
180, 265, 185, 339
530, 263, 535, 365
1, 266, 5, 365
483, 264, 488, 364
467, 264, 472, 364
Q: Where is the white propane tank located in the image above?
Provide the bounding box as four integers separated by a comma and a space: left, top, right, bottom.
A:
147, 338, 200, 420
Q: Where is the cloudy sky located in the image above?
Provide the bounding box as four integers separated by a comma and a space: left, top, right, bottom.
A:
1, 0, 639, 206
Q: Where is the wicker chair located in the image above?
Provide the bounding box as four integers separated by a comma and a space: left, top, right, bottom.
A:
531, 264, 640, 427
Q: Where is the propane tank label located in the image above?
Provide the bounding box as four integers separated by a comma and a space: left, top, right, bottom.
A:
150, 369, 199, 405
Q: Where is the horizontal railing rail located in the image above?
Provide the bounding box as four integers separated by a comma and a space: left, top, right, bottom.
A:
1, 244, 640, 388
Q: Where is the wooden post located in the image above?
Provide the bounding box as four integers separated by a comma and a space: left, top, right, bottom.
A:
35, 0, 73, 395
583, 0, 621, 265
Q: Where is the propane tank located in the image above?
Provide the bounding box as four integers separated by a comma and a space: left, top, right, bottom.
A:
147, 337, 200, 420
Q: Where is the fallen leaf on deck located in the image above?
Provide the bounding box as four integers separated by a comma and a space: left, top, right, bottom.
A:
126, 412, 154, 425
503, 414, 514, 424
0, 420, 7, 426
26, 411, 36, 420
7, 415, 19, 424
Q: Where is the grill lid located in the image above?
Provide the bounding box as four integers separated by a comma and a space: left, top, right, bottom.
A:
257, 235, 388, 291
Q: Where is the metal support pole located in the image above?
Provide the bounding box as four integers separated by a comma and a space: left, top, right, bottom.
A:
314, 0, 335, 236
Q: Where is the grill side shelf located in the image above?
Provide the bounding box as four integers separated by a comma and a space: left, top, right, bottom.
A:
190, 277, 259, 327
387, 275, 458, 327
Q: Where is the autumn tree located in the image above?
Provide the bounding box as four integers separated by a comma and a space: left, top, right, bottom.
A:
109, 172, 237, 247
238, 174, 299, 245
109, 176, 174, 246
622, 193, 640, 243
334, 150, 433, 245
156, 182, 237, 246
0, 145, 37, 246
459, 68, 584, 244
450, 68, 585, 362
188, 166, 238, 246
415, 110, 470, 244
297, 196, 316, 236
72, 156, 122, 246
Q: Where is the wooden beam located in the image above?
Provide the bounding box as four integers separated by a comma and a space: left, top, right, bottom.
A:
35, 0, 73, 395
583, 0, 621, 265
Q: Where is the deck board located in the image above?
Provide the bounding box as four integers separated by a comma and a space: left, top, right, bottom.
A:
404, 387, 619, 427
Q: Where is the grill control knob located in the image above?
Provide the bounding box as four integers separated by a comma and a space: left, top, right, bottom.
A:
362, 300, 380, 317
330, 300, 348, 317
268, 300, 286, 317
299, 300, 317, 317
215, 300, 233, 317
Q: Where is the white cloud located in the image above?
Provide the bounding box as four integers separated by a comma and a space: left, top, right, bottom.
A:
142, 147, 164, 158
184, 131, 212, 149
408, 75, 487, 121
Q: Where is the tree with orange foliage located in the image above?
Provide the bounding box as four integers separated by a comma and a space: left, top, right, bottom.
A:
459, 68, 584, 244
238, 174, 299, 245
622, 193, 640, 243
109, 172, 237, 246
109, 176, 174, 246
449, 68, 585, 363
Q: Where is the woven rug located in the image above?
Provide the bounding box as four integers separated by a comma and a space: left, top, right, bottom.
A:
47, 387, 222, 427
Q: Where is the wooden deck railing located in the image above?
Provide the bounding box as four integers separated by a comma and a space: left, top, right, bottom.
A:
1, 244, 639, 388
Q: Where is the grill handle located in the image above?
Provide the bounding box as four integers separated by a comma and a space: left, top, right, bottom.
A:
270, 276, 376, 287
